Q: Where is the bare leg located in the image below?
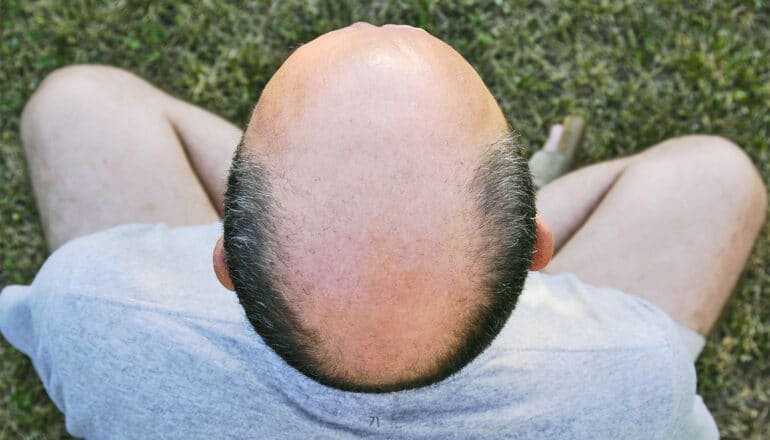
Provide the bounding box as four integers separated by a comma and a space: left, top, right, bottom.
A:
21, 65, 241, 250
537, 135, 767, 335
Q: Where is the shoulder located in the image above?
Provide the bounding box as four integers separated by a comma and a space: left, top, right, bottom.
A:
52, 222, 223, 267
20, 225, 283, 437
502, 271, 688, 352
484, 271, 706, 438
502, 272, 695, 387
34, 223, 220, 286
40, 223, 224, 299
29, 222, 245, 360
498, 270, 687, 371
28, 222, 242, 347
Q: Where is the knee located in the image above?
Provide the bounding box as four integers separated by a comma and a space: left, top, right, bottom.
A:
21, 65, 145, 151
646, 134, 767, 220
24, 65, 133, 115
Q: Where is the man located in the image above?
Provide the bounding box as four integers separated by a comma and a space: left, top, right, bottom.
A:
0, 23, 765, 438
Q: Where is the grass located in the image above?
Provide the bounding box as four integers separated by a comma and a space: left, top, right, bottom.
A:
1, 0, 769, 438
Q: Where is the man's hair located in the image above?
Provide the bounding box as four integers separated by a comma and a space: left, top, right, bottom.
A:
222, 132, 536, 392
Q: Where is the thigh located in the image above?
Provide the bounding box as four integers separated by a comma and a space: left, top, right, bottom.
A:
21, 65, 240, 250
540, 136, 766, 335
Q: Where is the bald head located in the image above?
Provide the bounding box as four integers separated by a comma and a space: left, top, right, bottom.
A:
221, 24, 536, 392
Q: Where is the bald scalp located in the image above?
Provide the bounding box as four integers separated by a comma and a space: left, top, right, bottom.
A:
223, 24, 535, 392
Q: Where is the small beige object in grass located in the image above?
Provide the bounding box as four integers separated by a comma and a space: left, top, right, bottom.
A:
529, 116, 586, 189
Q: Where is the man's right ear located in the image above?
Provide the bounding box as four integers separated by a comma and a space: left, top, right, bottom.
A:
213, 236, 235, 291
530, 214, 554, 271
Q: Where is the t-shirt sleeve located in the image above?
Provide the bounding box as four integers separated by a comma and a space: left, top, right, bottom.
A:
0, 237, 83, 416
639, 296, 720, 439
0, 285, 37, 357
0, 224, 262, 439
517, 272, 720, 439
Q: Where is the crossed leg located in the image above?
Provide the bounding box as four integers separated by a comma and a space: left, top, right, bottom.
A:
21, 65, 767, 339
537, 137, 766, 336
21, 65, 241, 250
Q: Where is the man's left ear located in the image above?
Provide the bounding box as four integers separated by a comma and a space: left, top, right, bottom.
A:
213, 236, 235, 291
530, 214, 554, 271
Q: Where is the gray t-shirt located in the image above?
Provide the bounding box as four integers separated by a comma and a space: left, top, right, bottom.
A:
0, 223, 718, 439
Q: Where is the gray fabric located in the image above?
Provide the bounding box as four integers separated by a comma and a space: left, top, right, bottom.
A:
676, 323, 707, 361
0, 223, 718, 439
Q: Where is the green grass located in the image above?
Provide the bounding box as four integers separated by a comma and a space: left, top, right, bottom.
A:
1, 0, 769, 438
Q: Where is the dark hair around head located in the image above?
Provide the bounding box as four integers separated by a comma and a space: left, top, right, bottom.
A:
222, 133, 536, 393
457, 131, 537, 371
222, 140, 322, 380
